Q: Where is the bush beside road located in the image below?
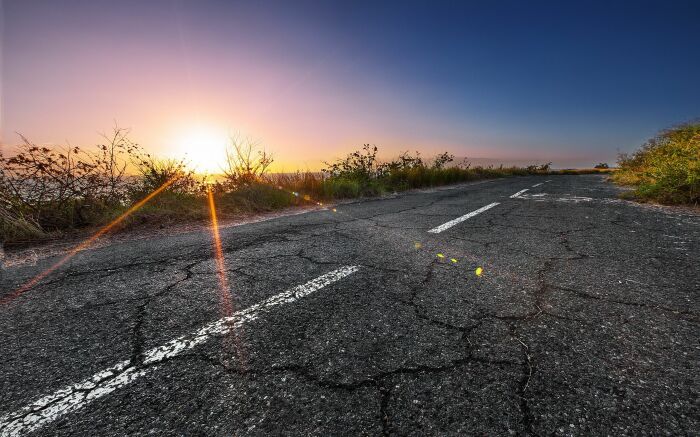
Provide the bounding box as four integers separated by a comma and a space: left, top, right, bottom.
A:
1, 131, 610, 247
613, 122, 700, 206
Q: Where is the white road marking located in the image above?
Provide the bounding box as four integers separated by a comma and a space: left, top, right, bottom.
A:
517, 193, 596, 204
532, 183, 543, 187
427, 202, 499, 234
554, 196, 592, 203
510, 189, 529, 198
0, 265, 360, 437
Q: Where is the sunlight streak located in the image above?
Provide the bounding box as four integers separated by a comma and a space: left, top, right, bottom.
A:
206, 188, 246, 369
207, 188, 233, 317
1, 178, 178, 305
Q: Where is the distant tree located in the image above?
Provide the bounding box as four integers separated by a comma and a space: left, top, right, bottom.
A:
594, 163, 609, 169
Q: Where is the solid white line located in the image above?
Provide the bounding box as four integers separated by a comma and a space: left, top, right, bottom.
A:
427, 202, 499, 234
532, 183, 543, 187
0, 265, 360, 437
510, 189, 529, 198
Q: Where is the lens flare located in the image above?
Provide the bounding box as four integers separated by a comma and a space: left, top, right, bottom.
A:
206, 188, 246, 369
207, 189, 233, 316
2, 178, 177, 305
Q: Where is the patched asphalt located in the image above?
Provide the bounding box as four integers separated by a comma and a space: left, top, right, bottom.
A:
1, 175, 698, 435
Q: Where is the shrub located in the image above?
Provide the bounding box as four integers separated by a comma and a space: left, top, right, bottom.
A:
377, 150, 424, 176
432, 152, 455, 169
323, 144, 379, 181
0, 134, 123, 231
322, 178, 363, 198
315, 146, 559, 198
130, 156, 201, 200
613, 122, 700, 204
1, 132, 569, 245
526, 162, 552, 173
218, 182, 298, 212
0, 128, 205, 242
222, 135, 274, 188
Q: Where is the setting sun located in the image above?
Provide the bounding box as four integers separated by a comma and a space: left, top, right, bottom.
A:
175, 126, 228, 173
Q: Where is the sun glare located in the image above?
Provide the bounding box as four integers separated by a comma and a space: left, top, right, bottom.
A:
176, 126, 228, 174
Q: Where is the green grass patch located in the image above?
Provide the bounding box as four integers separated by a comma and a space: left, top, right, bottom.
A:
612, 122, 700, 205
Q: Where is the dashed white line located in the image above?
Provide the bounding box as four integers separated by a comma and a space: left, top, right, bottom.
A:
510, 189, 529, 198
554, 196, 592, 203
0, 265, 360, 437
427, 202, 500, 233
532, 183, 543, 187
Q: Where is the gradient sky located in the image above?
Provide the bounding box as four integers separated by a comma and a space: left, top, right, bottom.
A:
2, 0, 699, 170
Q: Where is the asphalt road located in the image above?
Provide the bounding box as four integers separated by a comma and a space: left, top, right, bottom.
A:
1, 175, 698, 436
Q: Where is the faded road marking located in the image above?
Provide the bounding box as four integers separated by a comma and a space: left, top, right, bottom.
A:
532, 183, 543, 187
0, 266, 360, 437
427, 202, 499, 234
510, 189, 529, 198
555, 196, 592, 203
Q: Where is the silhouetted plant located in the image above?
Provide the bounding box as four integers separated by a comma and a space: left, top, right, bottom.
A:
92, 127, 142, 201
526, 162, 552, 173
432, 152, 454, 169
0, 135, 101, 228
0, 127, 201, 239
322, 144, 379, 181
377, 151, 424, 176
222, 135, 274, 187
130, 155, 200, 199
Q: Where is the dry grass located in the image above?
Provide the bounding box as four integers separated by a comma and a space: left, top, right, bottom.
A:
1, 130, 591, 246
612, 122, 699, 205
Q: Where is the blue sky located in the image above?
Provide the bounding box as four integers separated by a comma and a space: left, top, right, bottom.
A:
2, 0, 699, 168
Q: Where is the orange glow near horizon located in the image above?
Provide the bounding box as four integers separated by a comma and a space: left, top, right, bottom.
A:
1, 178, 177, 305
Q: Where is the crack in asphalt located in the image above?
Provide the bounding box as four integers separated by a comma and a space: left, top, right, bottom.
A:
2, 175, 698, 435
129, 260, 200, 364
510, 324, 535, 435
551, 284, 699, 324
184, 352, 521, 436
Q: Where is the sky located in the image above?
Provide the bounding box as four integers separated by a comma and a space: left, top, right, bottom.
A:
1, 0, 699, 170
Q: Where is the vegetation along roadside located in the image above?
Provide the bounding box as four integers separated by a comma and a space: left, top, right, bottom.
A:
612, 122, 699, 206
1, 129, 610, 247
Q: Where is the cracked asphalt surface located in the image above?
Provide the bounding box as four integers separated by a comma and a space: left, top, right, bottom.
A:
1, 174, 699, 436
